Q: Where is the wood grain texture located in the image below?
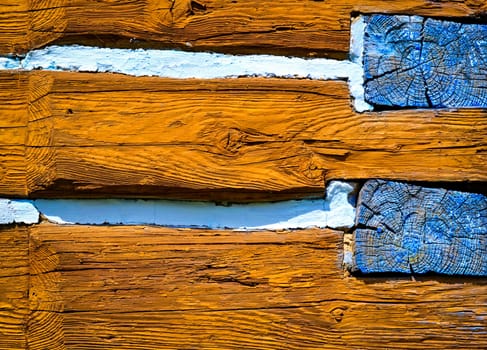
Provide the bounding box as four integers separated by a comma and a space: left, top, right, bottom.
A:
0, 227, 29, 350
364, 15, 487, 108
0, 1, 29, 55
1, 1, 487, 56
353, 179, 487, 275
0, 72, 29, 196
0, 71, 485, 200
27, 223, 487, 349
0, 147, 27, 197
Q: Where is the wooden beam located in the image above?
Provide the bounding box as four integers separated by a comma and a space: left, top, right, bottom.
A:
0, 71, 485, 200
28, 223, 487, 349
0, 1, 28, 55
0, 147, 27, 197
0, 227, 29, 350
353, 179, 487, 275
0, 72, 29, 196
364, 15, 487, 108
1, 1, 486, 56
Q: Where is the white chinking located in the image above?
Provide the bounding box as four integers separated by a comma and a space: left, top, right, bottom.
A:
0, 181, 357, 230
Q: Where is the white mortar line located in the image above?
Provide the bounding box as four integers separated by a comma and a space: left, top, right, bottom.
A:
349, 16, 373, 112
21, 45, 357, 80
0, 181, 358, 229
0, 199, 39, 225
0, 40, 372, 112
0, 57, 20, 69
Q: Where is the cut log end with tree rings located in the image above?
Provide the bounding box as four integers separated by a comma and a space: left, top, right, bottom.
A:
351, 180, 487, 276
364, 14, 487, 109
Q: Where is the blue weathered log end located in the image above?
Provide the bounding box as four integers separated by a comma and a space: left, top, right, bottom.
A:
353, 180, 487, 276
364, 15, 487, 108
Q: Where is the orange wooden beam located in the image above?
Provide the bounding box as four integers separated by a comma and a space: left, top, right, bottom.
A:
1, 1, 486, 56
0, 71, 485, 200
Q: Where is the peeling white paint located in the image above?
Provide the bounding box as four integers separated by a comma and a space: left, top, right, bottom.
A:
1, 35, 371, 112
29, 181, 357, 229
0, 199, 39, 224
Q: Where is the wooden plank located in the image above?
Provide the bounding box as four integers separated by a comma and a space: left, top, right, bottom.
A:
1, 1, 487, 56
0, 227, 29, 350
0, 71, 485, 200
0, 72, 29, 140
0, 147, 27, 197
364, 15, 487, 108
0, 72, 29, 197
28, 223, 487, 349
0, 1, 29, 55
353, 180, 487, 275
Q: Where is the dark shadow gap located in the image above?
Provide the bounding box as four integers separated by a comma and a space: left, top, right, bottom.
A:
46, 34, 348, 60
24, 180, 325, 203
351, 271, 487, 285
352, 11, 487, 26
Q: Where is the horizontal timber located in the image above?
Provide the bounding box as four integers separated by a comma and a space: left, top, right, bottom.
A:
1, 1, 487, 56
0, 71, 485, 200
26, 223, 487, 349
0, 227, 29, 350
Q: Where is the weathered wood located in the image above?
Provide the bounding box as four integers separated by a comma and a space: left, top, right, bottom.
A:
27, 223, 487, 349
0, 73, 29, 196
0, 71, 485, 200
1, 1, 487, 56
0, 147, 27, 197
0, 227, 29, 350
353, 179, 487, 275
0, 1, 29, 55
364, 14, 487, 108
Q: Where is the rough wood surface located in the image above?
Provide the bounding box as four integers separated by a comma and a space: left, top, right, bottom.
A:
353, 180, 487, 275
0, 227, 29, 350
0, 71, 486, 200
1, 1, 487, 56
26, 223, 487, 349
364, 15, 487, 108
0, 73, 29, 196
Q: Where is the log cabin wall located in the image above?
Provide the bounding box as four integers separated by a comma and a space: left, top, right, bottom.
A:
0, 1, 486, 349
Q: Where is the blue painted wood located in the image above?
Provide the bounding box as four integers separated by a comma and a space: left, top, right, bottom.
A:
364, 15, 487, 108
353, 180, 487, 275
